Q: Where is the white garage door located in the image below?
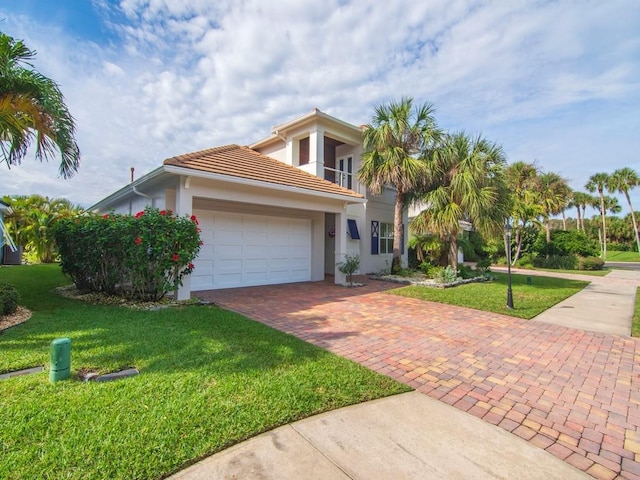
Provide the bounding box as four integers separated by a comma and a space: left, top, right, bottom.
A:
191, 209, 311, 290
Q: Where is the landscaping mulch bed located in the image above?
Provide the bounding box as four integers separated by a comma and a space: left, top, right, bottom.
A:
0, 306, 32, 331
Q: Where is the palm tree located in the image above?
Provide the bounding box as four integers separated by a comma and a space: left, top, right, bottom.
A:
358, 97, 441, 273
586, 173, 610, 258
411, 132, 509, 271
607, 167, 640, 253
0, 33, 80, 178
538, 172, 571, 243
505, 161, 543, 264
571, 191, 593, 231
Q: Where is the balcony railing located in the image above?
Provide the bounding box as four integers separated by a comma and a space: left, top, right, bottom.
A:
324, 166, 359, 193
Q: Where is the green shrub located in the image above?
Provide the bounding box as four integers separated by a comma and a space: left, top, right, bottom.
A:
457, 264, 476, 279
608, 242, 633, 252
0, 282, 20, 315
475, 258, 492, 273
515, 252, 535, 268
579, 256, 605, 271
433, 265, 458, 284
533, 254, 578, 270
54, 208, 201, 301
420, 261, 436, 276
533, 230, 598, 257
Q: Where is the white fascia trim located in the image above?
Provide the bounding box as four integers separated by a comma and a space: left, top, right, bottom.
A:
163, 165, 366, 204
89, 166, 166, 211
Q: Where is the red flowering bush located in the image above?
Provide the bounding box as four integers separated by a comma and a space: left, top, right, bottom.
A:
54, 207, 201, 300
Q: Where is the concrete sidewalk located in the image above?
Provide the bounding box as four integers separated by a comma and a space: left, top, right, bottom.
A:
168, 392, 588, 480
493, 267, 640, 336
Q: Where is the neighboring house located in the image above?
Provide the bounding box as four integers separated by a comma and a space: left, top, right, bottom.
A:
91, 109, 404, 299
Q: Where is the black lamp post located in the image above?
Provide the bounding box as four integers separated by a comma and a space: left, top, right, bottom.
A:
505, 222, 514, 309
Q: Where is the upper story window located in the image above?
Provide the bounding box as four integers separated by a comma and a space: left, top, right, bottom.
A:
299, 137, 309, 165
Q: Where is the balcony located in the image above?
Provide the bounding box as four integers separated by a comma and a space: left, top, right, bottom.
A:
324, 166, 360, 193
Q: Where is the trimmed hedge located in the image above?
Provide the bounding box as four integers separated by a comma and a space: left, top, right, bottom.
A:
578, 256, 605, 271
0, 282, 19, 315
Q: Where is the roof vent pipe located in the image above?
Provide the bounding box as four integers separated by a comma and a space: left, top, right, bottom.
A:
130, 167, 134, 183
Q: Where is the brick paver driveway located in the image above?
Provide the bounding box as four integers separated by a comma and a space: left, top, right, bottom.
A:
198, 279, 640, 480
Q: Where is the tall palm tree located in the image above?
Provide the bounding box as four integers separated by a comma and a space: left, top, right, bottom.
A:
538, 172, 571, 243
411, 132, 509, 271
586, 173, 610, 258
607, 167, 640, 253
358, 97, 441, 273
0, 33, 80, 178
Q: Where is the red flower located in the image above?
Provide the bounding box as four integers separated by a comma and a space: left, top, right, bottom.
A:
190, 215, 199, 225
135, 237, 142, 245
102, 214, 110, 219
134, 211, 145, 219
160, 210, 167, 216
172, 253, 180, 262
199, 240, 204, 246
188, 263, 195, 270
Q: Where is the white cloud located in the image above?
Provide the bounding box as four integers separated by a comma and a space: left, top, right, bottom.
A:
0, 0, 638, 213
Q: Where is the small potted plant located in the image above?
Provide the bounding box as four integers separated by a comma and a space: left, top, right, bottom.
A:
337, 254, 360, 287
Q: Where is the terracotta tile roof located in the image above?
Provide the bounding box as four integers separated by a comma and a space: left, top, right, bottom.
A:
164, 144, 363, 199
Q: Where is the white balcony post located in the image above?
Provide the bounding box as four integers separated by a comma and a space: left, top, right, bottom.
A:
334, 209, 347, 285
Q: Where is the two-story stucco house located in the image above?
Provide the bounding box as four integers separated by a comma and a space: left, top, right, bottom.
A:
91, 109, 406, 299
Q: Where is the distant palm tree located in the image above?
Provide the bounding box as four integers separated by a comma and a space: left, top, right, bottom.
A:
411, 132, 509, 271
607, 167, 640, 253
571, 191, 594, 231
0, 33, 80, 178
359, 97, 441, 273
586, 173, 610, 258
538, 172, 571, 242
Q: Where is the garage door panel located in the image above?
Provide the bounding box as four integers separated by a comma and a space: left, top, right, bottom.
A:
216, 244, 243, 258
192, 209, 311, 291
244, 245, 268, 258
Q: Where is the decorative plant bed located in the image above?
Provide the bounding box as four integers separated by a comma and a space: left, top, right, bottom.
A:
369, 274, 490, 289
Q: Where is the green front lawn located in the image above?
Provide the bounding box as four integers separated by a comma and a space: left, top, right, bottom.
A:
0, 265, 409, 480
606, 250, 640, 262
391, 272, 589, 319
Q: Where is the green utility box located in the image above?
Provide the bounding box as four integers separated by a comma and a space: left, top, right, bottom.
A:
50, 337, 71, 382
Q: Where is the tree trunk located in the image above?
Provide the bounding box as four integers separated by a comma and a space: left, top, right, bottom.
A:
449, 233, 458, 272
599, 191, 607, 259
575, 206, 581, 231
562, 210, 566, 230
546, 221, 551, 243
623, 191, 640, 254
392, 192, 404, 274
513, 228, 523, 265
580, 205, 586, 231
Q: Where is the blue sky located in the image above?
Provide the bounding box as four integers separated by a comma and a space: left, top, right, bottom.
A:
0, 0, 639, 217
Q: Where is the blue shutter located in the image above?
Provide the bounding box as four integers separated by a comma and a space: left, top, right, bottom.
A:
401, 223, 405, 254
371, 221, 379, 255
